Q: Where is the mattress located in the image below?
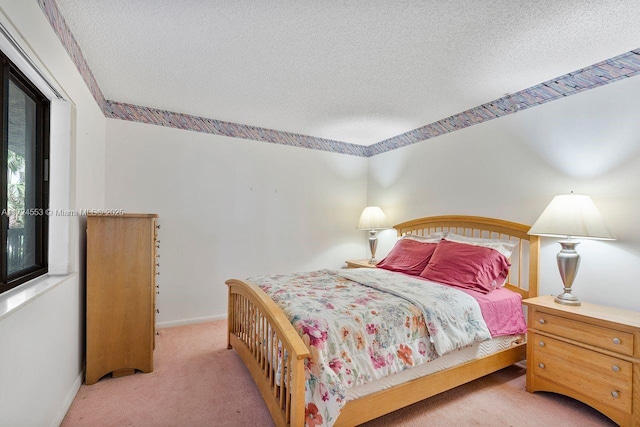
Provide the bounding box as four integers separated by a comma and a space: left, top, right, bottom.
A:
347, 334, 524, 400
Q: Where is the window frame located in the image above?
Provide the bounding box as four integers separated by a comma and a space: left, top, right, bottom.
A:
0, 50, 49, 294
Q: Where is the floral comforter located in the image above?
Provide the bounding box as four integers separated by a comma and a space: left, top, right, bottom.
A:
247, 268, 491, 427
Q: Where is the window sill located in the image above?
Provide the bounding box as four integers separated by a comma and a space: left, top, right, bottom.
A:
0, 272, 77, 320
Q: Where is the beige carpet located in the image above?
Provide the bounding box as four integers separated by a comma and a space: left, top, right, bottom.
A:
62, 320, 616, 426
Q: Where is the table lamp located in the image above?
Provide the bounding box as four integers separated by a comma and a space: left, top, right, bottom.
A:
357, 206, 390, 264
528, 193, 615, 306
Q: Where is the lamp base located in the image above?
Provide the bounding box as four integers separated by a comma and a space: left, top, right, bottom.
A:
367, 230, 379, 264
555, 240, 581, 306
554, 291, 581, 306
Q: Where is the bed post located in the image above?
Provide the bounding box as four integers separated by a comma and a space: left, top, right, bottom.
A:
528, 235, 540, 298
227, 288, 233, 350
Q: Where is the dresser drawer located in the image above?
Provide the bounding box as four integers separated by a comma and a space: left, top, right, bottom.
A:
532, 334, 632, 414
533, 311, 634, 356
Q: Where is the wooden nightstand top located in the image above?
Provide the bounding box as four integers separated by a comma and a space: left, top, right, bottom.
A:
345, 259, 378, 269
523, 295, 640, 329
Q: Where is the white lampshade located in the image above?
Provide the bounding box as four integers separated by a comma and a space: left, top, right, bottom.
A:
528, 194, 615, 240
357, 206, 390, 230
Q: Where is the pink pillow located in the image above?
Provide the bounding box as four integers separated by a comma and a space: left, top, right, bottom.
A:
419, 240, 511, 294
377, 239, 438, 276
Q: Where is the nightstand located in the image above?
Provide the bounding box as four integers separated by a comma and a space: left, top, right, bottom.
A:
522, 295, 640, 427
345, 259, 377, 269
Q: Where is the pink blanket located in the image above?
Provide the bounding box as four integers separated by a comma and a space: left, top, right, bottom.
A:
453, 286, 527, 336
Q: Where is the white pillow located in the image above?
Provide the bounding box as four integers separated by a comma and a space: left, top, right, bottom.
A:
444, 233, 517, 258
401, 231, 447, 243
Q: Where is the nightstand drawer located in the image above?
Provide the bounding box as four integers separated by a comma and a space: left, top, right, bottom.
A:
533, 334, 632, 382
532, 334, 632, 414
534, 311, 634, 356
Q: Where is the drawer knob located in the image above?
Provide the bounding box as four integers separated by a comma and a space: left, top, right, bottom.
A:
539, 319, 546, 325
538, 341, 545, 347
611, 391, 620, 399
538, 363, 545, 369
612, 365, 620, 372
612, 337, 621, 345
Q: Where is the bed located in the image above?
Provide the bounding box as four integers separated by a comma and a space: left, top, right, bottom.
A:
226, 215, 539, 426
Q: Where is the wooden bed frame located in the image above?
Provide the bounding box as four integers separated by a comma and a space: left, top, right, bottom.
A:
226, 215, 539, 426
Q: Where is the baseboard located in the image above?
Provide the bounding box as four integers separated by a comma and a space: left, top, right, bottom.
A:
156, 313, 227, 329
52, 371, 83, 427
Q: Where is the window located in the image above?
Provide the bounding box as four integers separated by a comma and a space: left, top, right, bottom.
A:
0, 50, 49, 294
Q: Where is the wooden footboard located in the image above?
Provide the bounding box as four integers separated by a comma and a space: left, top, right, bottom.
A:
226, 279, 310, 427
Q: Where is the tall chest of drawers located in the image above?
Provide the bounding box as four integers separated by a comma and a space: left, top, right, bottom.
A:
85, 213, 158, 385
523, 295, 640, 426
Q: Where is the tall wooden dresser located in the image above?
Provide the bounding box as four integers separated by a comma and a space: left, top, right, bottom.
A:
85, 213, 158, 385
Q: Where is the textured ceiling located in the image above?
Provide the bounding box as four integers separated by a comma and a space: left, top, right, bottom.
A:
55, 0, 640, 146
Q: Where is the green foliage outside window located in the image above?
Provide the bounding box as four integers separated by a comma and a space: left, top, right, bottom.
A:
7, 149, 26, 228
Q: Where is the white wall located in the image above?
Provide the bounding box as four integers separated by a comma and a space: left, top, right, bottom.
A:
0, 1, 105, 426
105, 119, 368, 323
104, 69, 640, 320
368, 75, 640, 312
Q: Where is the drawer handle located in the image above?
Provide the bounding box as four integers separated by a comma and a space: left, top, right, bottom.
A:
539, 319, 546, 325
611, 391, 620, 399
538, 341, 545, 347
538, 363, 545, 369
612, 365, 620, 372
612, 337, 621, 345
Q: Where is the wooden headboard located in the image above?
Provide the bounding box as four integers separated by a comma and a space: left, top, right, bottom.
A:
394, 215, 539, 299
